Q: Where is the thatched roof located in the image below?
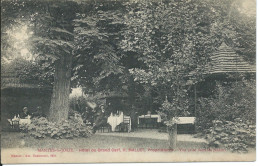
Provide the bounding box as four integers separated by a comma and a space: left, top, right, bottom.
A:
206, 43, 255, 74
190, 42, 255, 77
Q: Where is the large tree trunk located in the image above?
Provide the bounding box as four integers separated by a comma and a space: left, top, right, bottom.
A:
49, 55, 72, 122
168, 123, 177, 149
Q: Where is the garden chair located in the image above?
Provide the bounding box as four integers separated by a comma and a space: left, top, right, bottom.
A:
119, 116, 131, 132
138, 115, 146, 129
7, 117, 20, 131
10, 120, 20, 132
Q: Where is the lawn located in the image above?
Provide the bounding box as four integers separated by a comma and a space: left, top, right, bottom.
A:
1, 131, 208, 150
1, 131, 256, 163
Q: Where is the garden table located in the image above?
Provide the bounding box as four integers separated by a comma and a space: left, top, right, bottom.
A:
137, 116, 195, 124
173, 117, 196, 124
8, 116, 31, 128
19, 118, 31, 125
107, 112, 131, 131
137, 114, 161, 124
137, 115, 195, 129
107, 112, 124, 131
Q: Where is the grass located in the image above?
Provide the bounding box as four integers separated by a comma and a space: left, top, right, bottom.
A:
1, 131, 208, 150
1, 132, 256, 163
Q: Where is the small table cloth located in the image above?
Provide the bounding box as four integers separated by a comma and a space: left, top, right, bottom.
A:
107, 112, 131, 131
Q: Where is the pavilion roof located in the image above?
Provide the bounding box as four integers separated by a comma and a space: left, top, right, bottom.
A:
190, 42, 255, 77
205, 43, 255, 74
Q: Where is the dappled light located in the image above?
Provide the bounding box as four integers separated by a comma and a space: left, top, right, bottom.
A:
5, 24, 34, 62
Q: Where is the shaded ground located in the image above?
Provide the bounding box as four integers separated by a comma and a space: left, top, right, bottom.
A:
1, 131, 208, 150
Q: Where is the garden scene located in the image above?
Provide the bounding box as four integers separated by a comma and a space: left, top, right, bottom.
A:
1, 0, 256, 161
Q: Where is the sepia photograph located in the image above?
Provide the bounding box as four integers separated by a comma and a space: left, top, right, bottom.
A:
1, 0, 256, 163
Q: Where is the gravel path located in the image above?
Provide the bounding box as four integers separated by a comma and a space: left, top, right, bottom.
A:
96, 129, 207, 143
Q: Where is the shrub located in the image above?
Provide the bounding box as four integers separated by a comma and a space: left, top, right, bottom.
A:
20, 116, 93, 139
196, 78, 256, 133
206, 119, 256, 153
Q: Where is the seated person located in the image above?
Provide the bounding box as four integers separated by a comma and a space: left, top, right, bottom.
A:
93, 105, 108, 133
19, 107, 31, 119
82, 107, 95, 125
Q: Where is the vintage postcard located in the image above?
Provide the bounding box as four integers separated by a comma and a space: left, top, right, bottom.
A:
1, 0, 256, 164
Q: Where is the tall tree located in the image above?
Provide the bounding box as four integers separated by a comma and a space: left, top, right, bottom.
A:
1, 0, 78, 122
120, 0, 227, 149
44, 2, 78, 122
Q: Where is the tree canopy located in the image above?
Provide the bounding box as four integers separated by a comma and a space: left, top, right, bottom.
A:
1, 0, 255, 122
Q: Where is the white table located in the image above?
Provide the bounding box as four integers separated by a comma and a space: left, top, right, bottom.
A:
175, 117, 196, 124
138, 115, 195, 124
19, 119, 31, 125
138, 114, 162, 124
8, 118, 31, 129
107, 112, 131, 132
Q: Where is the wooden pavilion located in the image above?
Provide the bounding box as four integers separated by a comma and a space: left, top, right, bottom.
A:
191, 42, 256, 116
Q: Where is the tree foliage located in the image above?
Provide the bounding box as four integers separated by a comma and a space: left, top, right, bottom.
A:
72, 1, 126, 93
1, 0, 255, 123
120, 0, 221, 122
